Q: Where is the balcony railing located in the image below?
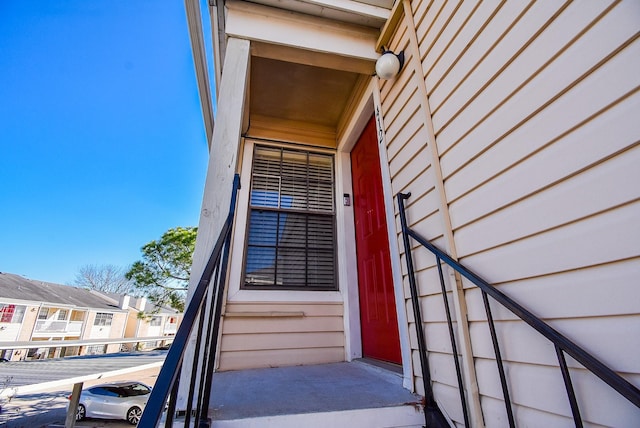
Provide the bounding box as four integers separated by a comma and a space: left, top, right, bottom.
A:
33, 320, 83, 334
163, 324, 177, 334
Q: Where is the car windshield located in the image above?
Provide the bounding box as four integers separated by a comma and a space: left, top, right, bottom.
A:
112, 383, 151, 397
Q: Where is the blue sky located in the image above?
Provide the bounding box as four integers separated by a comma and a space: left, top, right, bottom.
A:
0, 1, 213, 285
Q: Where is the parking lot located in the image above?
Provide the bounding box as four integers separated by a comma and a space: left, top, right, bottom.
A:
0, 353, 163, 428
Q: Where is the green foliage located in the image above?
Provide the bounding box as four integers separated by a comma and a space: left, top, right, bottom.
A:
126, 226, 197, 312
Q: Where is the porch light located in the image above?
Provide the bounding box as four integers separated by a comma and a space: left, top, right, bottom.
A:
375, 48, 404, 79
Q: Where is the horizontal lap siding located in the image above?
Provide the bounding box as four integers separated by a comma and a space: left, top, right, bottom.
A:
467, 315, 639, 374
381, 0, 640, 426
380, 4, 468, 424
218, 302, 344, 371
474, 358, 640, 428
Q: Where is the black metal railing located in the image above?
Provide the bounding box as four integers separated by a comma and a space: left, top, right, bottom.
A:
397, 192, 640, 427
139, 174, 241, 428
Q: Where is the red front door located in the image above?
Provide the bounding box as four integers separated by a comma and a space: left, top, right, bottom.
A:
351, 116, 401, 364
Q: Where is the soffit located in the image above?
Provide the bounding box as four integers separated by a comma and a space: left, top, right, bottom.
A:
250, 56, 360, 129
222, 1, 379, 146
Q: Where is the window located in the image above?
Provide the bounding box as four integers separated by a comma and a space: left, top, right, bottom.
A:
71, 311, 85, 321
38, 308, 50, 320
114, 383, 151, 397
0, 305, 13, 323
243, 146, 336, 290
149, 316, 162, 326
86, 344, 106, 354
93, 313, 113, 326
57, 309, 68, 320
1, 305, 25, 323
90, 387, 118, 397
13, 305, 25, 323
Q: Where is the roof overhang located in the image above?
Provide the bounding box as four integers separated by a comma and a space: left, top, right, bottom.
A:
187, 0, 390, 148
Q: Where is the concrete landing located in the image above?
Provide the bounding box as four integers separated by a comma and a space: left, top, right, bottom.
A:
208, 361, 425, 428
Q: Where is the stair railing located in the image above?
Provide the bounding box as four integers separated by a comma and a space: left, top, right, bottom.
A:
397, 192, 640, 427
139, 174, 241, 428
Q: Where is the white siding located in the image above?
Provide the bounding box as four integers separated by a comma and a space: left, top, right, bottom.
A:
218, 302, 345, 371
378, 0, 640, 426
379, 9, 469, 423
0, 324, 21, 342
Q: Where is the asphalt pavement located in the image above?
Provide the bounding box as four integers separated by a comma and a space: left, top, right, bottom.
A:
0, 350, 166, 394
0, 351, 165, 428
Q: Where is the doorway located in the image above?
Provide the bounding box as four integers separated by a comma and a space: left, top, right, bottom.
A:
350, 116, 401, 364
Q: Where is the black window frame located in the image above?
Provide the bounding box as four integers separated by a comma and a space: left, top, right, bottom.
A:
242, 145, 338, 291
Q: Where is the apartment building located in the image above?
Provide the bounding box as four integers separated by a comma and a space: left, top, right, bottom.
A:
167, 1, 639, 426
0, 272, 181, 360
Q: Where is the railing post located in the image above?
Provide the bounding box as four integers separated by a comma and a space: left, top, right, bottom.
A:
397, 193, 448, 427
186, 297, 210, 427
193, 269, 216, 428
555, 345, 583, 427
435, 255, 470, 428
481, 291, 515, 427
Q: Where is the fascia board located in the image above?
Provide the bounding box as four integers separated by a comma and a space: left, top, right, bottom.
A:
225, 0, 379, 61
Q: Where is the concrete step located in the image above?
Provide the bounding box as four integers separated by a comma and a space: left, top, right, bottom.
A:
205, 360, 425, 428
210, 405, 424, 428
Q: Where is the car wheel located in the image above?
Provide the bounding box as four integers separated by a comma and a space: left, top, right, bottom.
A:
126, 406, 142, 425
76, 404, 86, 421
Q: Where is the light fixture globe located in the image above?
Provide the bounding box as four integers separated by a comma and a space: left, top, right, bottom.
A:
375, 50, 404, 79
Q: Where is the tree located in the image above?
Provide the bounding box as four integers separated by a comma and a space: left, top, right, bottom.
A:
125, 226, 197, 312
73, 264, 136, 294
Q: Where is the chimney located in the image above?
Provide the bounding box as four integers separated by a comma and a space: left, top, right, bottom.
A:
137, 297, 147, 312
118, 295, 130, 310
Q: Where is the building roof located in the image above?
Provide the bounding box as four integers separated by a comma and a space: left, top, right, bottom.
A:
99, 292, 181, 315
128, 296, 180, 315
0, 272, 122, 311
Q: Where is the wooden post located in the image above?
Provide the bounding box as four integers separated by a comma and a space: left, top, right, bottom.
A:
178, 36, 250, 411
65, 382, 83, 428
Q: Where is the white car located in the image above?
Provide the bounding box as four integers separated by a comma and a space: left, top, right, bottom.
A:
70, 381, 151, 425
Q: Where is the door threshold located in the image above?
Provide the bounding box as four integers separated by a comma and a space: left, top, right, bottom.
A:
355, 357, 403, 375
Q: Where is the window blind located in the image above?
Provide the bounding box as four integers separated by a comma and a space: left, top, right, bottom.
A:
244, 146, 336, 290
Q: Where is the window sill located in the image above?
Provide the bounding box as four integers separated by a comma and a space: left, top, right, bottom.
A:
227, 289, 343, 303
223, 311, 305, 318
